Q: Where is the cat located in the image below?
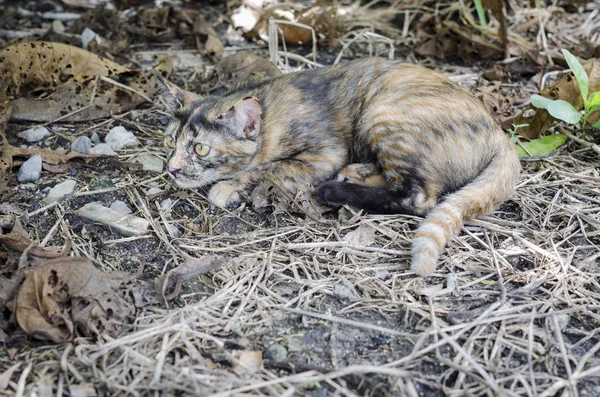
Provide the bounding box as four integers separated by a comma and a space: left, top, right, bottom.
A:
158, 58, 521, 276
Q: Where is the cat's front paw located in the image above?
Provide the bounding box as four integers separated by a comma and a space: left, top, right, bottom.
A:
208, 182, 243, 209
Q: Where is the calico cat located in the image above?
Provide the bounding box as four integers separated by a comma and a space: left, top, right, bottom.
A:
159, 58, 521, 276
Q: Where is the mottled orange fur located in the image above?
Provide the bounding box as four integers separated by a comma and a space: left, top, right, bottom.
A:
159, 58, 521, 276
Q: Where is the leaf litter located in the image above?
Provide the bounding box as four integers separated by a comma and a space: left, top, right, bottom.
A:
0, 1, 599, 396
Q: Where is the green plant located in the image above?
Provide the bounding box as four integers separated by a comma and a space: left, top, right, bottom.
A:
474, 0, 487, 28
531, 49, 600, 129
508, 123, 567, 157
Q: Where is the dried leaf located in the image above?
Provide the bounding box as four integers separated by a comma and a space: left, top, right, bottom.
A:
0, 232, 71, 258
16, 257, 135, 342
10, 146, 110, 165
342, 223, 376, 247
10, 56, 173, 122
215, 53, 281, 88
0, 41, 127, 101
193, 16, 224, 57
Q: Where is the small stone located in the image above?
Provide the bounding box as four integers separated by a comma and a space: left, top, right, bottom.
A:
89, 143, 116, 156
160, 198, 173, 211
145, 139, 153, 146
110, 200, 132, 214
52, 20, 65, 33
17, 155, 42, 182
285, 335, 304, 352
131, 154, 164, 173
43, 180, 76, 204
17, 126, 51, 142
71, 136, 92, 154
105, 126, 139, 151
166, 224, 182, 238
75, 202, 150, 237
264, 344, 287, 362
90, 132, 100, 144
147, 187, 162, 195
81, 27, 100, 48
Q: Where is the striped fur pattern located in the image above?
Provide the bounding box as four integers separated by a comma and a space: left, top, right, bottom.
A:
160, 58, 521, 276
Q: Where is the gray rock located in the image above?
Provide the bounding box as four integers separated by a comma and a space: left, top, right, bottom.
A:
89, 143, 116, 156
17, 155, 42, 182
17, 126, 51, 142
147, 187, 162, 195
109, 200, 132, 214
90, 132, 100, 144
264, 344, 287, 362
43, 180, 76, 204
132, 154, 164, 173
160, 198, 173, 211
105, 126, 139, 151
75, 202, 149, 237
71, 136, 92, 154
81, 27, 101, 48
166, 224, 182, 238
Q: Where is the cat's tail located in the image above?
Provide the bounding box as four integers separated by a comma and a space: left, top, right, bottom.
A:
410, 136, 521, 276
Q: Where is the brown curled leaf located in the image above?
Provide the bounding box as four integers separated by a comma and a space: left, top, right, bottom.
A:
214, 53, 281, 88
16, 256, 135, 343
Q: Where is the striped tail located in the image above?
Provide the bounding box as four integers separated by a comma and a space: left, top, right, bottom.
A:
410, 136, 521, 276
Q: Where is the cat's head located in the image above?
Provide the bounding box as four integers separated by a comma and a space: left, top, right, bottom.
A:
158, 76, 261, 189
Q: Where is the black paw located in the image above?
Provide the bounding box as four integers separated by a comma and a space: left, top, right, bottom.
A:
316, 180, 350, 209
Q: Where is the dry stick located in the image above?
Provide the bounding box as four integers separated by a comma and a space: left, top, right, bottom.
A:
558, 127, 600, 155
280, 307, 417, 338
14, 362, 32, 397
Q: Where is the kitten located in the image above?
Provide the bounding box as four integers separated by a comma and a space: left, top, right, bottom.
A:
159, 58, 521, 276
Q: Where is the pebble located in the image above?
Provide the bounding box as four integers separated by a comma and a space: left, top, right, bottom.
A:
147, 187, 162, 195
17, 126, 51, 143
17, 155, 42, 182
160, 198, 173, 211
264, 344, 287, 362
105, 126, 139, 151
90, 132, 100, 144
71, 136, 92, 154
75, 202, 149, 237
89, 143, 117, 156
81, 27, 101, 48
109, 200, 132, 214
166, 224, 182, 238
132, 154, 164, 173
43, 180, 76, 204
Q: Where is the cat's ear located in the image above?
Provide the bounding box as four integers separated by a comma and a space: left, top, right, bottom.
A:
156, 74, 199, 111
217, 97, 262, 139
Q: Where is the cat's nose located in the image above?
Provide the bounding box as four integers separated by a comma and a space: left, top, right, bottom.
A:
168, 166, 181, 176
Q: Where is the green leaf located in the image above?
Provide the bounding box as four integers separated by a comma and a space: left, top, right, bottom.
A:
592, 120, 600, 129
588, 91, 600, 107
547, 100, 582, 124
516, 134, 568, 157
562, 49, 589, 105
530, 95, 553, 109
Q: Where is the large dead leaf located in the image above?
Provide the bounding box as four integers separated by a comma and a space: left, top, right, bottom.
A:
16, 257, 135, 343
0, 41, 127, 101
10, 56, 173, 122
504, 59, 600, 139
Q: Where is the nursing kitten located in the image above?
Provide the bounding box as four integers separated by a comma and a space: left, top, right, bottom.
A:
159, 58, 521, 276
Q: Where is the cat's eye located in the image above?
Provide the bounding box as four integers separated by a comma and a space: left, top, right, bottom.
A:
194, 143, 211, 157
165, 138, 175, 149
